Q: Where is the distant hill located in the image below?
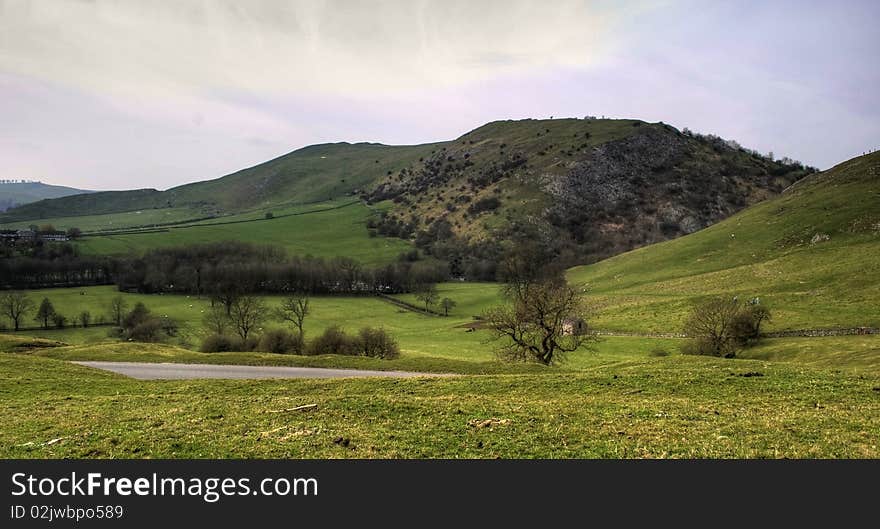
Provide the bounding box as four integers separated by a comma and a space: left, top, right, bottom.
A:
568, 150, 880, 332
0, 181, 92, 212
0, 118, 815, 270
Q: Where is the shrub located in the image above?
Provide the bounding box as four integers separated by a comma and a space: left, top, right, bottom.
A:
306, 325, 357, 356
467, 196, 501, 215
159, 316, 179, 337
258, 329, 304, 355
127, 319, 163, 342
200, 334, 260, 352
51, 313, 67, 329
355, 327, 400, 359
649, 348, 670, 357
680, 338, 724, 357
123, 302, 151, 330
201, 334, 238, 353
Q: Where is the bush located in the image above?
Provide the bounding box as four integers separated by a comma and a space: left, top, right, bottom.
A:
51, 313, 67, 329
355, 327, 400, 359
680, 337, 735, 358
159, 316, 179, 337
122, 302, 151, 330
258, 329, 304, 354
649, 348, 670, 357
200, 334, 259, 352
201, 334, 238, 353
467, 196, 501, 215
127, 319, 163, 342
306, 325, 357, 356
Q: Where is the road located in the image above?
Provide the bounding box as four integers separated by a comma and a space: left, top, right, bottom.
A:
74, 361, 447, 380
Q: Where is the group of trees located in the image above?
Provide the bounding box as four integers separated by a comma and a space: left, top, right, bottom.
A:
199, 291, 399, 358
0, 241, 112, 289
110, 299, 179, 343
115, 242, 449, 296
0, 292, 95, 331
413, 284, 456, 315
682, 296, 771, 357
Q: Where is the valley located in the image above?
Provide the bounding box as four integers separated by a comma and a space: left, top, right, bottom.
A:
1, 121, 877, 460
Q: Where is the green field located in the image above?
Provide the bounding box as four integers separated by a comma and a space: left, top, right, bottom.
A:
1, 152, 877, 459
70, 201, 411, 265
1, 346, 877, 458
2, 276, 879, 458
567, 151, 880, 333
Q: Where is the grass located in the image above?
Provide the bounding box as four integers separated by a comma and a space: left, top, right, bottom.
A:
567, 151, 880, 333
1, 351, 877, 458
10, 284, 648, 369
71, 201, 412, 265
9, 283, 879, 371
0, 206, 205, 232
742, 335, 880, 372
1, 151, 877, 459
0, 142, 442, 222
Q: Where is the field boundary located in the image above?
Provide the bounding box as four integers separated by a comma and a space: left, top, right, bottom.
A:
376, 293, 444, 316
761, 327, 879, 338
81, 200, 361, 237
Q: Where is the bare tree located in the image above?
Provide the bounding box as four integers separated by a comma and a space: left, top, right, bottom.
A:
483, 278, 596, 365
34, 297, 56, 329
0, 291, 34, 331
108, 295, 128, 326
415, 284, 439, 312
229, 296, 268, 340
682, 297, 744, 357
276, 293, 310, 337
202, 304, 230, 335
440, 297, 456, 316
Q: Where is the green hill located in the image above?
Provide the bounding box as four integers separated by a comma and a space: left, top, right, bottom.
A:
0, 118, 813, 269
0, 181, 92, 212
0, 142, 442, 221
567, 151, 880, 332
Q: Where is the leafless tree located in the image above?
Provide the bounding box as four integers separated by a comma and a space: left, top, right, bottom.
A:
229, 295, 268, 340
202, 304, 230, 335
483, 278, 596, 365
0, 291, 34, 331
276, 293, 310, 337
682, 297, 744, 357
415, 284, 439, 312
108, 295, 128, 326
440, 297, 456, 316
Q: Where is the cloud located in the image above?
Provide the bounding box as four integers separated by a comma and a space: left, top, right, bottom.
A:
0, 0, 640, 99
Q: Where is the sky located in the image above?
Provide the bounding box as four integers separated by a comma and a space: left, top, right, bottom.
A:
1, 0, 878, 191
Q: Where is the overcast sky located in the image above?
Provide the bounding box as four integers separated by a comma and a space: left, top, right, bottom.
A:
1, 0, 878, 191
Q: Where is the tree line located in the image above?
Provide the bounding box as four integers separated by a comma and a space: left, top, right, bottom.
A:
0, 240, 112, 289
115, 242, 449, 296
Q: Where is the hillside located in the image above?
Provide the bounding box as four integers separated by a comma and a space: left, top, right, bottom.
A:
368, 119, 814, 273
567, 151, 880, 332
0, 181, 92, 212
1, 118, 814, 270
0, 143, 442, 221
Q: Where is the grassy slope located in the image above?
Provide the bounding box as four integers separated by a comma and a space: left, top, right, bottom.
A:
567, 151, 880, 332
1, 352, 877, 458
0, 142, 442, 222
73, 201, 411, 265
0, 182, 91, 207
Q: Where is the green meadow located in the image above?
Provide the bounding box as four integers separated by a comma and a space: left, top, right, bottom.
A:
0, 154, 877, 459
1, 348, 877, 459
71, 201, 411, 265
568, 152, 880, 333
